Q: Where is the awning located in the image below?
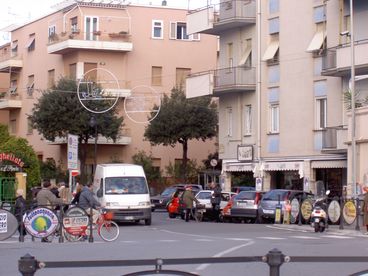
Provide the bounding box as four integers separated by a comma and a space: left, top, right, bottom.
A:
11, 41, 18, 50
25, 37, 35, 49
263, 162, 303, 171
239, 46, 252, 66
311, 160, 347, 169
262, 40, 279, 61
306, 30, 326, 52
223, 163, 255, 172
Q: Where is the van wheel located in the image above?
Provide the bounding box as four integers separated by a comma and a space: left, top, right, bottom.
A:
145, 218, 152, 225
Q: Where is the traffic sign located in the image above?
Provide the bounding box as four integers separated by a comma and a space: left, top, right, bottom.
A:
67, 134, 78, 170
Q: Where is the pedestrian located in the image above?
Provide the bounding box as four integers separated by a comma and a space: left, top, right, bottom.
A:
71, 183, 83, 205
14, 189, 27, 237
79, 183, 101, 224
211, 182, 222, 222
59, 182, 73, 212
361, 185, 368, 235
181, 186, 199, 222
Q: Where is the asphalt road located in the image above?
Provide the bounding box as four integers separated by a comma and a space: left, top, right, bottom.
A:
2, 211, 368, 276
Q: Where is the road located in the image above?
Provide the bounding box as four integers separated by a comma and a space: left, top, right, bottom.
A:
1, 211, 368, 276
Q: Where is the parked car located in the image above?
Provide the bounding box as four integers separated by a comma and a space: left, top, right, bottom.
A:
258, 189, 314, 223
231, 186, 255, 193
195, 190, 236, 220
229, 191, 265, 223
172, 184, 203, 194
150, 186, 179, 211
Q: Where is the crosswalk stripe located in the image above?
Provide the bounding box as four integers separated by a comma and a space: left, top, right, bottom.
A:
324, 235, 352, 239
257, 237, 285, 240
290, 236, 320, 240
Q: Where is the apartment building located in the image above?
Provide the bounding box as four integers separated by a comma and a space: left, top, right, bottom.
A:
0, 0, 218, 179
186, 0, 368, 197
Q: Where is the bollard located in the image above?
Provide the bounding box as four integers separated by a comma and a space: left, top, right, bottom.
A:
89, 208, 94, 243
339, 196, 344, 230
264, 248, 285, 276
19, 204, 25, 242
298, 197, 302, 226
274, 195, 282, 224
58, 207, 64, 243
18, 253, 38, 276
355, 197, 361, 231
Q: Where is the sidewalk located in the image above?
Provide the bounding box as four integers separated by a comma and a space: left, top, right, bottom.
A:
273, 220, 367, 237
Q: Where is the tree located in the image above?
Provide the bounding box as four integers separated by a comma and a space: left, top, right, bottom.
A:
132, 150, 162, 190
144, 87, 218, 181
0, 125, 41, 189
30, 77, 124, 182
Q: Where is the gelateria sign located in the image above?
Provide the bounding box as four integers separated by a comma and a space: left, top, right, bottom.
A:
0, 153, 24, 172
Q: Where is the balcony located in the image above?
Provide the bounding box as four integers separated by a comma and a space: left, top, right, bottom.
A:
187, 0, 256, 36
322, 39, 368, 77
0, 90, 22, 110
47, 128, 132, 145
0, 54, 23, 73
321, 126, 348, 153
47, 30, 133, 55
213, 66, 256, 95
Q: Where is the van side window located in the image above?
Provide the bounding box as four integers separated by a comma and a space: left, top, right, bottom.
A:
96, 178, 103, 197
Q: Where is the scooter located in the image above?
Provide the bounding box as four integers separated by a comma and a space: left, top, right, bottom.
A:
310, 190, 330, 233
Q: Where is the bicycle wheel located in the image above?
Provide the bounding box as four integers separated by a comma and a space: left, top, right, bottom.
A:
63, 229, 84, 242
98, 220, 119, 242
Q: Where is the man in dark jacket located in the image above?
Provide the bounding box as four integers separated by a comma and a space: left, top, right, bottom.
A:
14, 189, 27, 239
79, 183, 101, 223
211, 183, 222, 222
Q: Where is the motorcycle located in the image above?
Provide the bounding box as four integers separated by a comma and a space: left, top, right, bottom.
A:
310, 190, 330, 233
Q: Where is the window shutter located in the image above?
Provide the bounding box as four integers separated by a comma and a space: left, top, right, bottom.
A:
170, 22, 176, 39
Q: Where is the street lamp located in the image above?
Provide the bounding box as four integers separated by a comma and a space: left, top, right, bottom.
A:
89, 115, 98, 175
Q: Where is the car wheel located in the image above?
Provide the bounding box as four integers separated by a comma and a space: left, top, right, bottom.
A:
169, 213, 176, 219
257, 215, 264, 224
145, 218, 152, 225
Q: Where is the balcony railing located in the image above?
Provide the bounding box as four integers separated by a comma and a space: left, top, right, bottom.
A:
0, 90, 22, 110
213, 66, 256, 94
0, 53, 23, 72
322, 126, 347, 151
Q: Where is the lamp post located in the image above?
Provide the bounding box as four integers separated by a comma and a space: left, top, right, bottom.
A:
89, 115, 98, 175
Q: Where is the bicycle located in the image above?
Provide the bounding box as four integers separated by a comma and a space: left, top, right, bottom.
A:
63, 208, 120, 242
182, 204, 206, 222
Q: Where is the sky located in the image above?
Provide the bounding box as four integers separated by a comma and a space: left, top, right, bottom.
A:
0, 0, 216, 45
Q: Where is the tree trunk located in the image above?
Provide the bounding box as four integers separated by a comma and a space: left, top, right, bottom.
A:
181, 139, 188, 182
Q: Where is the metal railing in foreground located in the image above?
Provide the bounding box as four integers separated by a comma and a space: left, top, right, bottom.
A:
18, 248, 368, 276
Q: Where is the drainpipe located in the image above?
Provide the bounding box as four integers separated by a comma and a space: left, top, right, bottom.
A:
256, 0, 262, 166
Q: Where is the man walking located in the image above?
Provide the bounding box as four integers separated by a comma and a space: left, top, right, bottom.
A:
182, 186, 200, 222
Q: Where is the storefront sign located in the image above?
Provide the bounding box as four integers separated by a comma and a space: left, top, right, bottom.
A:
0, 209, 18, 241
343, 201, 356, 225
63, 207, 89, 236
0, 165, 20, 172
24, 207, 59, 238
237, 145, 253, 161
290, 198, 300, 223
0, 153, 24, 168
328, 200, 341, 224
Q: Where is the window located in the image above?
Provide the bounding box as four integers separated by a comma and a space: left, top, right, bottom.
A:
11, 40, 18, 57
268, 65, 280, 84
227, 107, 233, 137
48, 69, 55, 88
269, 17, 279, 34
314, 6, 326, 23
27, 117, 33, 135
269, 0, 279, 14
84, 62, 98, 81
10, 119, 16, 134
170, 22, 189, 40
270, 104, 279, 133
243, 105, 252, 135
262, 35, 279, 63
239, 39, 252, 67
228, 42, 233, 69
151, 66, 162, 86
48, 25, 57, 42
69, 63, 77, 79
306, 23, 326, 53
176, 68, 191, 88
152, 20, 163, 39
9, 80, 17, 95
85, 16, 98, 41
316, 98, 327, 129
26, 34, 35, 52
71, 17, 79, 33
343, 15, 350, 43
27, 75, 34, 97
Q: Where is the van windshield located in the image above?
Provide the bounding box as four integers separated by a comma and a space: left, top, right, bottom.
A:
105, 177, 148, 195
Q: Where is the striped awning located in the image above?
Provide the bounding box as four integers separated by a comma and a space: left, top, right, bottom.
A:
311, 160, 347, 169
223, 163, 255, 172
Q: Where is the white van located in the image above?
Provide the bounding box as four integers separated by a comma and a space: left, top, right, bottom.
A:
92, 163, 152, 225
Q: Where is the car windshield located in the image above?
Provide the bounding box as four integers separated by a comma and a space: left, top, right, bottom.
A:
262, 190, 289, 201
105, 177, 148, 195
235, 191, 256, 200
161, 187, 177, 197
196, 192, 212, 200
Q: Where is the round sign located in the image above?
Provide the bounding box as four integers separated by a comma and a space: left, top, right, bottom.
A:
327, 200, 341, 224
63, 206, 89, 236
24, 207, 59, 238
343, 200, 356, 225
124, 85, 161, 124
210, 159, 218, 167
77, 67, 120, 114
301, 199, 313, 221
290, 198, 300, 223
0, 209, 18, 241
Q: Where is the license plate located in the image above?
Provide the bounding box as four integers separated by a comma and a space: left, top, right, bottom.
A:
315, 218, 320, 223
263, 209, 274, 214
124, 216, 134, 220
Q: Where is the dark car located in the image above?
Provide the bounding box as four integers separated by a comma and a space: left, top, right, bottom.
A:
172, 184, 203, 194
258, 189, 314, 223
150, 186, 179, 211
230, 191, 264, 223
231, 186, 255, 193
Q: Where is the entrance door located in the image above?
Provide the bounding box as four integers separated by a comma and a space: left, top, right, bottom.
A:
0, 177, 16, 204
85, 16, 98, 41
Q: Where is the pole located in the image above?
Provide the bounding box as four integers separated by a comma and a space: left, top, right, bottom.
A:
349, 0, 359, 231
94, 123, 97, 172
